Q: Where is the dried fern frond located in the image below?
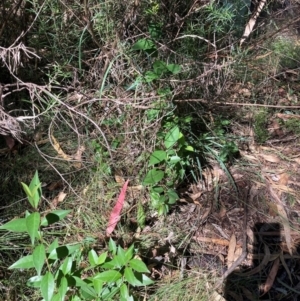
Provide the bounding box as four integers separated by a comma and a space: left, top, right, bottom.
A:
0, 106, 22, 141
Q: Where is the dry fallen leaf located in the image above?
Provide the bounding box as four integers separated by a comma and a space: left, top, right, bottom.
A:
260, 256, 280, 295
265, 175, 293, 255
279, 173, 289, 187
240, 0, 266, 45
193, 236, 242, 247
47, 181, 63, 191
50, 134, 72, 160
211, 291, 226, 301
51, 191, 67, 209
227, 234, 237, 269
106, 179, 129, 236
115, 174, 125, 185
72, 145, 85, 169
259, 153, 280, 163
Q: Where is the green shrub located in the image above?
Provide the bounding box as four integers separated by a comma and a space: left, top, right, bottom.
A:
254, 110, 269, 144
0, 172, 153, 301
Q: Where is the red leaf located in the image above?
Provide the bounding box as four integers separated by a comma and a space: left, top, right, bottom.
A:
106, 179, 129, 236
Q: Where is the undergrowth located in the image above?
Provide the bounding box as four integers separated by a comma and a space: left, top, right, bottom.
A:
1, 0, 300, 300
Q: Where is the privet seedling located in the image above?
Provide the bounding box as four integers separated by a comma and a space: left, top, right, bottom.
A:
143, 122, 194, 215
0, 171, 153, 301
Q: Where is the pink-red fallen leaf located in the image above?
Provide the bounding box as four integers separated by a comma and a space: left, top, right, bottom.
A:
106, 179, 129, 236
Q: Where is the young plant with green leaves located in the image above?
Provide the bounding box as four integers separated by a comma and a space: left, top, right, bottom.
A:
143, 117, 195, 215
0, 171, 153, 301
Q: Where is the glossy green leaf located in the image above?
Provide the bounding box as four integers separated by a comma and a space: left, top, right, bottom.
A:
185, 145, 194, 151
149, 150, 167, 165
129, 259, 150, 273
51, 294, 62, 301
21, 182, 33, 198
164, 126, 180, 149
97, 251, 107, 265
169, 155, 181, 164
150, 191, 161, 209
41, 272, 55, 301
30, 183, 42, 209
27, 275, 43, 288
167, 189, 179, 204
48, 238, 59, 253
139, 274, 154, 286
126, 270, 154, 287
158, 204, 168, 215
88, 249, 98, 266
0, 218, 27, 232
108, 238, 117, 255
41, 210, 71, 226
58, 277, 68, 300
60, 256, 73, 275
166, 64, 181, 74
120, 283, 129, 300
108, 254, 125, 268
151, 186, 164, 193
9, 254, 34, 269
132, 38, 156, 51
28, 171, 42, 209
143, 169, 164, 185
124, 267, 141, 286
117, 246, 126, 262
73, 276, 97, 299
94, 270, 122, 282
33, 244, 45, 276
101, 285, 120, 300
26, 212, 40, 246
125, 244, 135, 262
92, 278, 103, 296
48, 244, 81, 260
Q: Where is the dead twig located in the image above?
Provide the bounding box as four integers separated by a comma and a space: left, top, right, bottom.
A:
174, 98, 300, 109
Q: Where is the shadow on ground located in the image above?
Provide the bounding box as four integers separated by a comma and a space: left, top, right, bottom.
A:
224, 222, 300, 300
